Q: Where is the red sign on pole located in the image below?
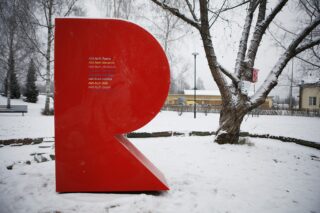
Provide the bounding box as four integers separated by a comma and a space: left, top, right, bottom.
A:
252, 68, 259, 83
54, 18, 170, 192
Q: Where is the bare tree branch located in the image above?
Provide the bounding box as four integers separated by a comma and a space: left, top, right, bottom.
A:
311, 46, 320, 59
42, 1, 49, 26
199, 0, 229, 101
273, 21, 297, 36
294, 36, 320, 55
234, 1, 257, 76
209, 0, 227, 28
268, 28, 320, 68
256, 0, 267, 23
207, 0, 251, 26
209, 0, 251, 14
184, 0, 199, 21
250, 15, 320, 107
150, 0, 200, 30
246, 0, 288, 67
219, 64, 240, 85
295, 54, 320, 68
299, 0, 319, 19
63, 0, 78, 17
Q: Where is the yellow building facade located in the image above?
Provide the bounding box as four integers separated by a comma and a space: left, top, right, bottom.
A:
166, 90, 273, 109
299, 82, 320, 110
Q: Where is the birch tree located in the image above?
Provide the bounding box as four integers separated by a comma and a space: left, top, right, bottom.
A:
0, 0, 19, 108
0, 0, 34, 108
150, 0, 320, 144
20, 0, 78, 115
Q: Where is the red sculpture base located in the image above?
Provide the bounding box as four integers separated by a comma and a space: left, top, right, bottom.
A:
54, 18, 170, 192
56, 135, 168, 192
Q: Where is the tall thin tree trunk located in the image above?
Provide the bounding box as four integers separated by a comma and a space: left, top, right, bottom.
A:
44, 0, 53, 115
6, 37, 14, 109
6, 71, 11, 109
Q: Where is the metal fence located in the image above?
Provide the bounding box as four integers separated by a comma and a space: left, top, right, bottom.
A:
162, 105, 320, 117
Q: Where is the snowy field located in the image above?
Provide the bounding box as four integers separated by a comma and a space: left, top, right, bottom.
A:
0, 96, 53, 140
0, 95, 319, 142
0, 95, 320, 213
1, 137, 320, 213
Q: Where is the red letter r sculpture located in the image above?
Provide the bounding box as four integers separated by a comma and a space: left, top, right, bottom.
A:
54, 19, 170, 192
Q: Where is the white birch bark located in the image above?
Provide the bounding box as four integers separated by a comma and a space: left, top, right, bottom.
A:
44, 0, 53, 114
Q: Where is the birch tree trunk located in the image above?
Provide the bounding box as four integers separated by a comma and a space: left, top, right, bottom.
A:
6, 57, 12, 109
43, 0, 53, 115
6, 45, 13, 109
6, 20, 16, 109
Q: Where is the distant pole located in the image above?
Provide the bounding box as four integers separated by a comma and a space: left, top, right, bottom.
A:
289, 59, 294, 110
192, 52, 198, 119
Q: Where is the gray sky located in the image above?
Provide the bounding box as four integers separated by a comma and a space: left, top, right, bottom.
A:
82, 0, 313, 98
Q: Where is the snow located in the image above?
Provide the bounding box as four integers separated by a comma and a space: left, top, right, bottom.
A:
0, 95, 53, 140
1, 95, 319, 142
0, 95, 320, 212
139, 111, 320, 143
0, 137, 320, 213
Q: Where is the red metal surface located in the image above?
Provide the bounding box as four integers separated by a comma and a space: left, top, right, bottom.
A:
54, 18, 170, 192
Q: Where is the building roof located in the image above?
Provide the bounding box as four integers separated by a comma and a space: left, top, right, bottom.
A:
184, 89, 255, 96
300, 80, 320, 88
184, 90, 221, 96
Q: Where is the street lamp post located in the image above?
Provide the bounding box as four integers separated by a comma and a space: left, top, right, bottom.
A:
192, 52, 198, 119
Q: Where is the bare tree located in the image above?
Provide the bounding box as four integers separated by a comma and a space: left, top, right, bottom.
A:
140, 1, 191, 94
150, 0, 320, 144
176, 63, 191, 94
197, 77, 205, 90
97, 0, 133, 19
267, 0, 320, 86
0, 0, 36, 108
296, 0, 320, 79
19, 0, 78, 115
0, 0, 18, 108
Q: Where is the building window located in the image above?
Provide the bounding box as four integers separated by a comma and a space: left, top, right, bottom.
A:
309, 97, 317, 106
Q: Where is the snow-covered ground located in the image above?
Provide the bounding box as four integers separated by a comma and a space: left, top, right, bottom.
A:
0, 95, 319, 142
0, 95, 320, 213
1, 137, 320, 213
0, 96, 53, 140
141, 111, 320, 143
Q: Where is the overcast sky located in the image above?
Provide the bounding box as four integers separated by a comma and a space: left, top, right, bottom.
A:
81, 0, 315, 98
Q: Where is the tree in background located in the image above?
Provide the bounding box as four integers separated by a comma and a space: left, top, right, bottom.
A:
0, 0, 30, 108
296, 0, 320, 79
267, 0, 320, 94
19, 0, 79, 115
98, 0, 133, 19
4, 50, 21, 101
151, 2, 190, 94
96, 0, 191, 94
197, 77, 205, 90
24, 59, 38, 103
175, 63, 191, 94
151, 0, 320, 144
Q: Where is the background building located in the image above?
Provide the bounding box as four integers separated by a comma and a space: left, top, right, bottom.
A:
299, 81, 320, 110
166, 90, 273, 110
